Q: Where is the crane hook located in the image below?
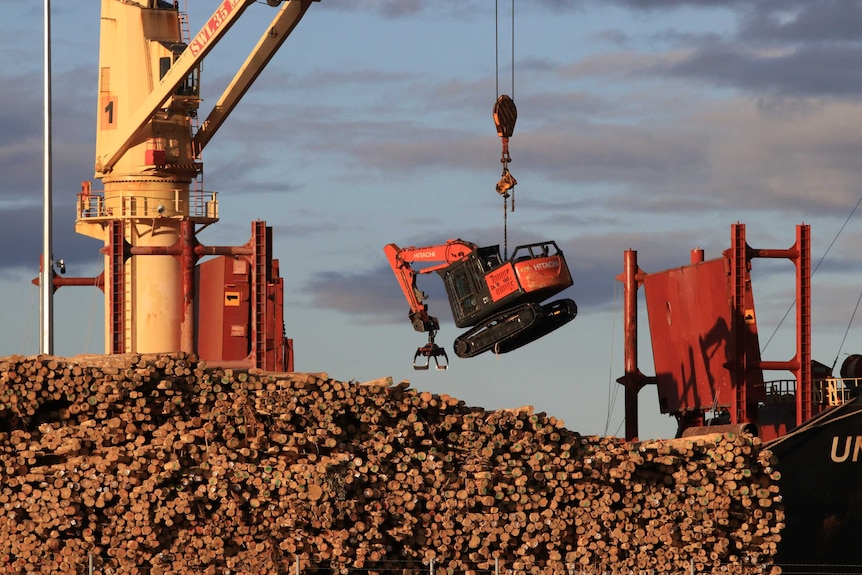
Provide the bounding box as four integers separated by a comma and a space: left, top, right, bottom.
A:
496, 167, 517, 197
493, 94, 518, 202
493, 95, 517, 139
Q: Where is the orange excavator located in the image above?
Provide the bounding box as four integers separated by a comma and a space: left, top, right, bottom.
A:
384, 239, 577, 369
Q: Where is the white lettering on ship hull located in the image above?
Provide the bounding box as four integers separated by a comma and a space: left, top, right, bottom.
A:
831, 435, 862, 463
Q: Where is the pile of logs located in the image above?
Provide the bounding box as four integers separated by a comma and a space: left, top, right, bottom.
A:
0, 353, 783, 575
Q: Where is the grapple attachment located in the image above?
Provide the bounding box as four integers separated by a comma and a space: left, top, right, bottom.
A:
413, 332, 448, 370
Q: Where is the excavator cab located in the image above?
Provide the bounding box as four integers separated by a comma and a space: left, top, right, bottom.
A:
438, 241, 577, 358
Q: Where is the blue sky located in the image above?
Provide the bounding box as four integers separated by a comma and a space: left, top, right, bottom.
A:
2, 0, 862, 439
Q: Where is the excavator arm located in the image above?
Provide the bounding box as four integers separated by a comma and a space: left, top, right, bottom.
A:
384, 239, 477, 370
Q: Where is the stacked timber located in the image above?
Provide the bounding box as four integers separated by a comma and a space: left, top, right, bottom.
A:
0, 353, 782, 574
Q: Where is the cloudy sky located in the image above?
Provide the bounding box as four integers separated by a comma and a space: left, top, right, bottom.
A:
2, 0, 862, 439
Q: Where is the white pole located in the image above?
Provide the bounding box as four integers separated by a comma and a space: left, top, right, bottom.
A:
41, 0, 54, 354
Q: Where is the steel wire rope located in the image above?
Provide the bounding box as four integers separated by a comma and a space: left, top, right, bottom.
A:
833, 290, 862, 372
612, 408, 626, 438
496, 0, 515, 258
494, 0, 515, 102
610, 309, 628, 438
761, 196, 862, 354
604, 278, 622, 436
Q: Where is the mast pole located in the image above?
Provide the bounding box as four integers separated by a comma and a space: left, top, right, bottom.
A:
41, 0, 53, 354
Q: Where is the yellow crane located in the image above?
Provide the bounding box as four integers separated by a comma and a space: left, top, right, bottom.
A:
70, 0, 317, 365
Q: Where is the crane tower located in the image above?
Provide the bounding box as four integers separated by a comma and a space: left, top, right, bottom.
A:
69, 0, 317, 369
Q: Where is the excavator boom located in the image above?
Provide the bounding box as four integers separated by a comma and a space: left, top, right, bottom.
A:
384, 239, 477, 369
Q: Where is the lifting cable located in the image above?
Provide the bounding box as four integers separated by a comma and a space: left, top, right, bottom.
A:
494, 0, 517, 258
834, 291, 862, 372
761, 196, 862, 358
829, 195, 862, 370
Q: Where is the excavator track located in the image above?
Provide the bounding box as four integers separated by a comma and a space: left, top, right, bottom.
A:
453, 298, 577, 359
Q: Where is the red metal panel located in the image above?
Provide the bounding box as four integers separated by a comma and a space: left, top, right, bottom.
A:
196, 257, 226, 361
196, 256, 251, 363
222, 268, 251, 362
644, 258, 757, 414
144, 149, 166, 166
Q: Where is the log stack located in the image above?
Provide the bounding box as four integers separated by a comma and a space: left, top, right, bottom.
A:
0, 353, 783, 575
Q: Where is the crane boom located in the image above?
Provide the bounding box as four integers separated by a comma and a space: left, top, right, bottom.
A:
96, 0, 316, 174
193, 0, 317, 156
96, 0, 255, 174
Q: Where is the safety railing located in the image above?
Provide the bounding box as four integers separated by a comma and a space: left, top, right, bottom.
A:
816, 377, 860, 407
77, 189, 218, 221
763, 379, 796, 402
763, 377, 859, 407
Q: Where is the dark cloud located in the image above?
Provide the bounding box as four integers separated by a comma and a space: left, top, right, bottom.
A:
516, 123, 709, 189
739, 1, 862, 45
0, 202, 101, 273
612, 0, 743, 7
565, 2, 862, 99
6, 0, 862, 312
301, 265, 432, 326
0, 64, 103, 275
0, 75, 43, 200
202, 146, 306, 196
317, 0, 469, 19
663, 43, 862, 98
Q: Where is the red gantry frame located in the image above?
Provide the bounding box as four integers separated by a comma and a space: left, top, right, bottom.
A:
617, 223, 812, 441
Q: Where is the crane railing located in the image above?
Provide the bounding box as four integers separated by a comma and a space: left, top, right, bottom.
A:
77, 189, 218, 221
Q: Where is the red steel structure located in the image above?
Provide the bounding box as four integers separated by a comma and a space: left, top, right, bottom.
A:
618, 223, 813, 441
